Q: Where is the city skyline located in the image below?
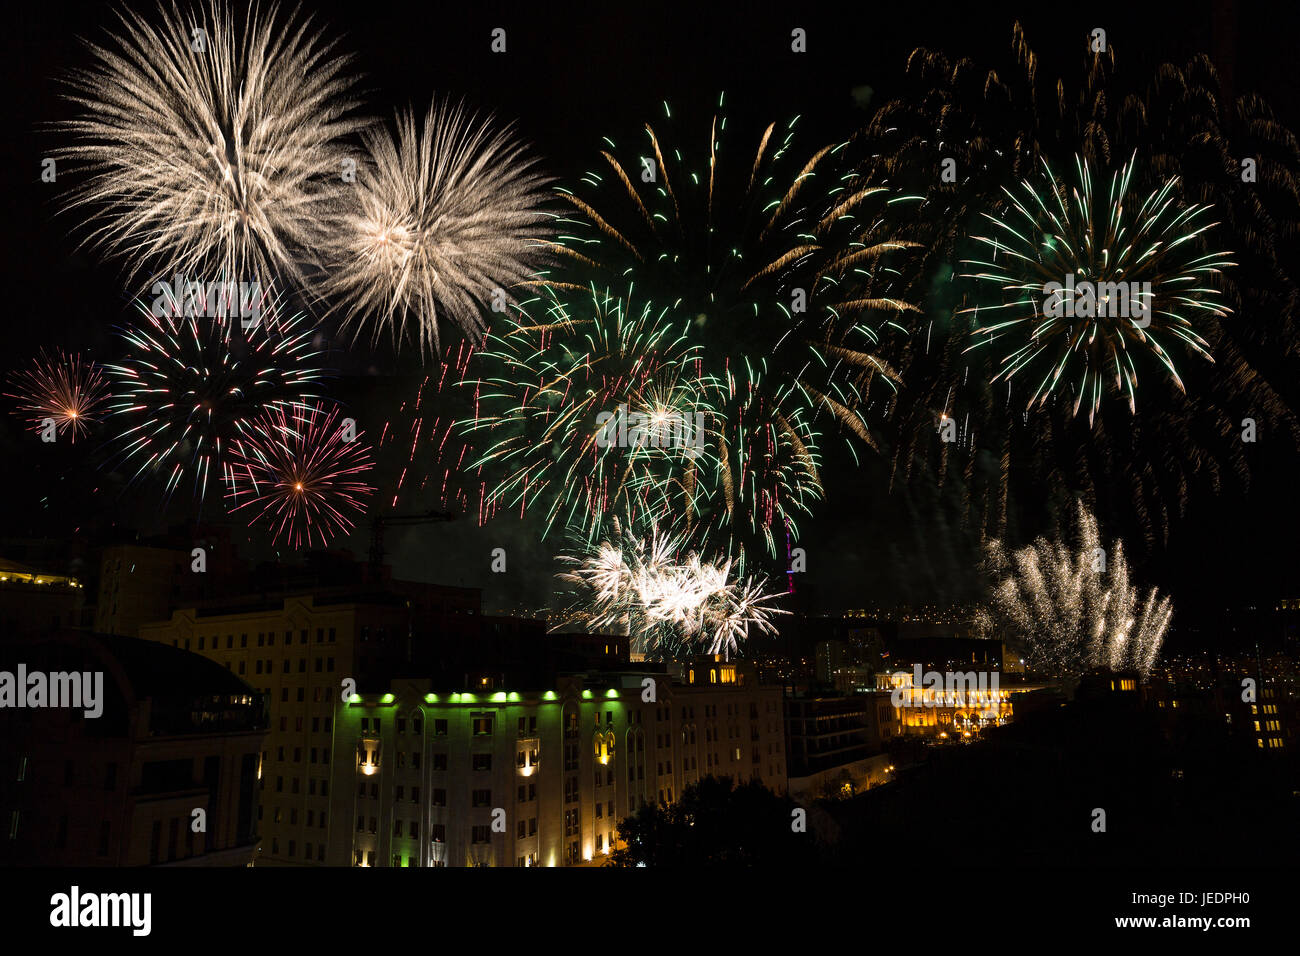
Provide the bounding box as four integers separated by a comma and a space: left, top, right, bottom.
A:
0, 0, 1296, 939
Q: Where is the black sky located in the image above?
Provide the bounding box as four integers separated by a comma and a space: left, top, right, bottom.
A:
3, 0, 1298, 628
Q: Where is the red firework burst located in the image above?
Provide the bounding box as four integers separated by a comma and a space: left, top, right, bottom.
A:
227, 401, 375, 548
5, 348, 108, 443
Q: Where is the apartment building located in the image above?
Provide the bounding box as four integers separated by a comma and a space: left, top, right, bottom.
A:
0, 633, 267, 866
328, 656, 786, 867
136, 582, 480, 865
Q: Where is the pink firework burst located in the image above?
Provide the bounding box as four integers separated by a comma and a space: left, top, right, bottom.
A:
227, 401, 375, 548
5, 348, 108, 442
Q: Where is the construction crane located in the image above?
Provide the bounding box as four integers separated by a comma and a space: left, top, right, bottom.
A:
368, 509, 456, 571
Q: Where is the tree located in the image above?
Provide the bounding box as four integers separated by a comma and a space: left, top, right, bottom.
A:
607, 775, 820, 867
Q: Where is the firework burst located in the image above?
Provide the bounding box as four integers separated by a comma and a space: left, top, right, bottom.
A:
464, 285, 723, 545
103, 295, 325, 502
56, 0, 365, 290
960, 154, 1234, 424
5, 349, 108, 443
527, 94, 919, 560
984, 500, 1171, 678
556, 515, 786, 661
859, 24, 1298, 550
325, 101, 553, 354
227, 400, 374, 548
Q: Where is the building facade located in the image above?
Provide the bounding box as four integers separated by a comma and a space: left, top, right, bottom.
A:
136, 584, 480, 865
327, 658, 786, 867
0, 633, 267, 866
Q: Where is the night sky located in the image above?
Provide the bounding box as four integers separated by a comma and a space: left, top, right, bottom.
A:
3, 0, 1298, 631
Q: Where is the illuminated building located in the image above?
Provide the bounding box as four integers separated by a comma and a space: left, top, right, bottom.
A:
0, 633, 268, 866
1146, 667, 1295, 754
136, 580, 481, 865
327, 657, 785, 867
879, 668, 1016, 736
0, 557, 86, 635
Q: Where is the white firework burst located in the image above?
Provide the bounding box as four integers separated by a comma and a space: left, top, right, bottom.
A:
325, 100, 553, 354
56, 0, 365, 291
985, 500, 1172, 678
557, 516, 786, 660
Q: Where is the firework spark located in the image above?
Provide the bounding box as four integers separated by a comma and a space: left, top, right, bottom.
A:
227, 400, 375, 548
859, 26, 1295, 549
103, 296, 325, 502
464, 285, 721, 546
984, 500, 1171, 678
56, 0, 365, 290
538, 94, 918, 561
961, 154, 1234, 424
556, 515, 786, 660
376, 341, 483, 516
5, 349, 108, 443
325, 101, 552, 354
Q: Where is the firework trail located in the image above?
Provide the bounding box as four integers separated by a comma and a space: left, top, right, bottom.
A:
227, 400, 374, 549
983, 500, 1171, 678
5, 349, 108, 443
103, 294, 325, 503
56, 0, 365, 291
325, 100, 553, 354
556, 514, 787, 661
376, 341, 484, 516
